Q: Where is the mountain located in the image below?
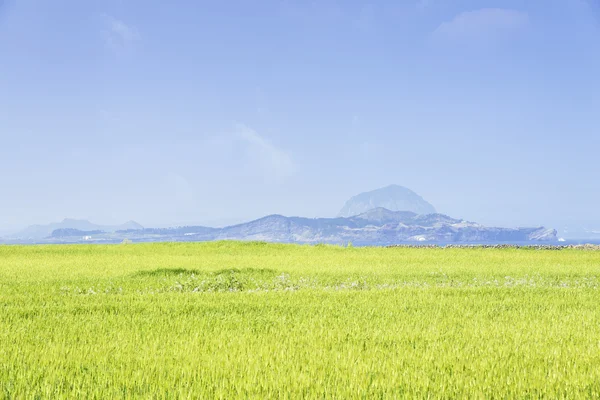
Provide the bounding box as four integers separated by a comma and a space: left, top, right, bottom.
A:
209, 208, 555, 244
5, 209, 557, 245
338, 185, 436, 217
90, 208, 549, 245
13, 219, 144, 239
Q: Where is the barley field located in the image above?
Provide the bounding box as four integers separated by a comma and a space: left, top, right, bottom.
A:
1, 242, 600, 398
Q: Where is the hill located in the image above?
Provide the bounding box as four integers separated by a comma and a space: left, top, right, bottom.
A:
210, 208, 554, 244
44, 208, 554, 245
5, 209, 557, 245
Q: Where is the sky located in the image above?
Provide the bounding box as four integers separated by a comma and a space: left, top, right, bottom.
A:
0, 0, 599, 234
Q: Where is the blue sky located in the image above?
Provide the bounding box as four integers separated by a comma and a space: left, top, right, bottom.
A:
0, 0, 599, 233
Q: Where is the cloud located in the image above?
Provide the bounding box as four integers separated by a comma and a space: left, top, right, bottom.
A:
354, 4, 375, 31
432, 8, 528, 42
235, 124, 296, 181
102, 14, 140, 51
279, 1, 344, 24
416, 0, 432, 11
575, 0, 600, 27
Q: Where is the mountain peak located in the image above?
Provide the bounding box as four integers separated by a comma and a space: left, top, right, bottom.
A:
121, 221, 144, 230
338, 185, 436, 218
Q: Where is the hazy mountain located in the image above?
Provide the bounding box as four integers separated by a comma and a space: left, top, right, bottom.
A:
13, 219, 143, 239
338, 185, 436, 217
5, 209, 556, 244
210, 208, 555, 244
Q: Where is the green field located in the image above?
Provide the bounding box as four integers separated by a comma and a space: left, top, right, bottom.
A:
2, 242, 600, 398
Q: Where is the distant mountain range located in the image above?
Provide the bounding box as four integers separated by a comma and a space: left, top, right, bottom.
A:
3, 185, 559, 244
6, 207, 556, 245
11, 219, 143, 240
167, 208, 554, 244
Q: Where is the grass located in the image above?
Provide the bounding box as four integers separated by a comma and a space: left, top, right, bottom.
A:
1, 241, 600, 398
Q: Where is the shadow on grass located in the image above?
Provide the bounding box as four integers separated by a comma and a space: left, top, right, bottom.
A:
133, 268, 201, 277
133, 267, 278, 278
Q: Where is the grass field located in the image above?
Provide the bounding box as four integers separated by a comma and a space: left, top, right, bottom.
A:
1, 242, 600, 398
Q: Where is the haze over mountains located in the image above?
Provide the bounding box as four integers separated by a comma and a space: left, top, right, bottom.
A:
338, 185, 436, 217
1, 185, 561, 244
11, 219, 143, 240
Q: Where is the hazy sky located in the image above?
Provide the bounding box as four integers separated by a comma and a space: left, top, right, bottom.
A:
1, 0, 599, 232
